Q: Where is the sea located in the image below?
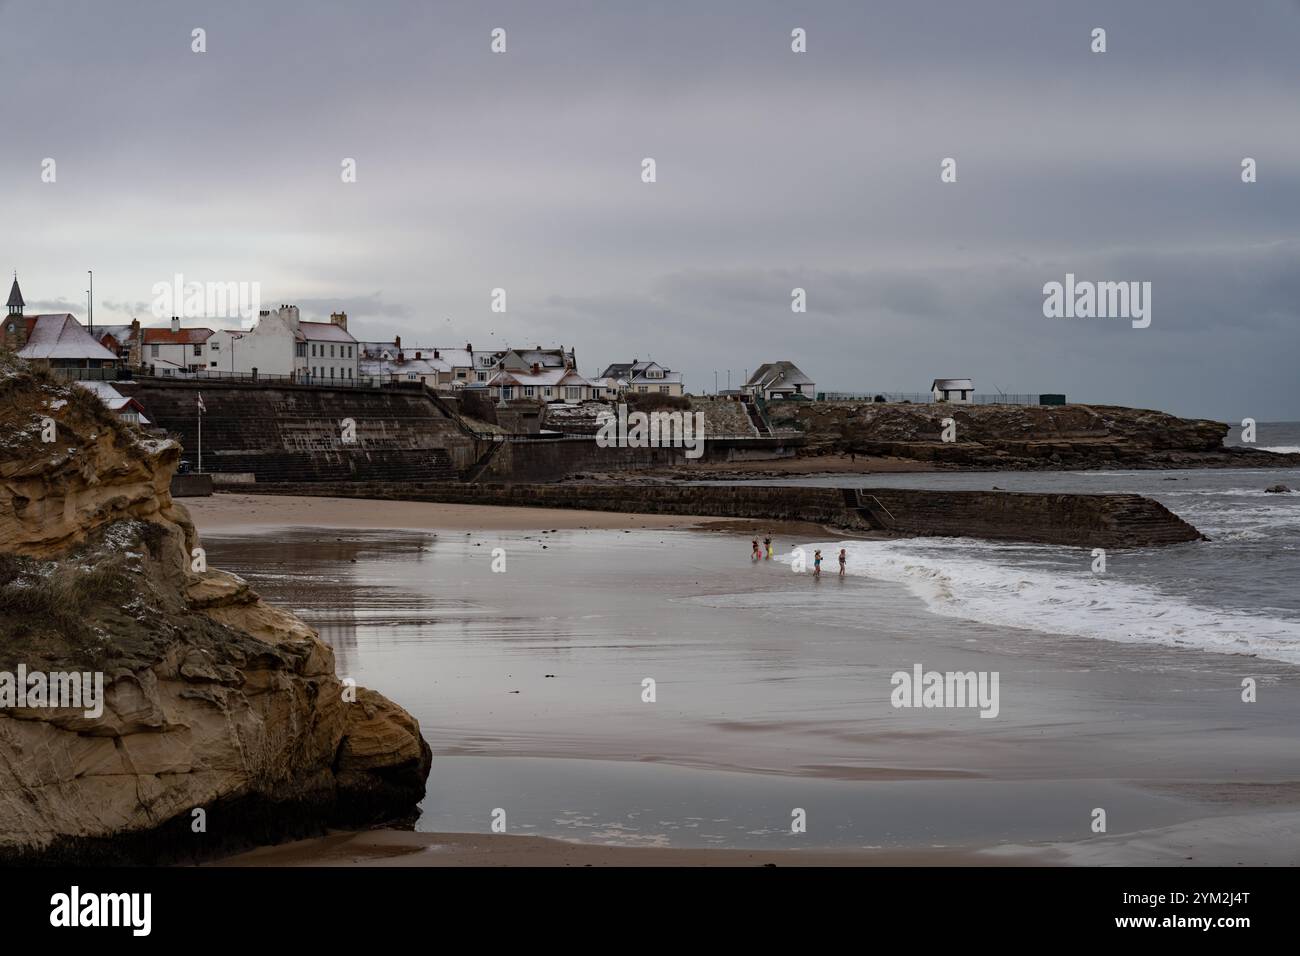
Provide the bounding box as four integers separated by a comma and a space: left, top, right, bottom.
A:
748, 421, 1300, 665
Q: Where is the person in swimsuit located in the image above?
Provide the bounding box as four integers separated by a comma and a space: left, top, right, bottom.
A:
752, 538, 761, 561
838, 548, 847, 576
763, 536, 773, 560
813, 549, 822, 576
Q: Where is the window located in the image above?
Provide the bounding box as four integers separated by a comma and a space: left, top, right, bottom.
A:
347, 346, 352, 358
151, 344, 159, 357
565, 386, 580, 400
456, 370, 466, 379
501, 386, 513, 399
330, 367, 335, 378
330, 345, 335, 358
476, 371, 486, 382
193, 344, 203, 356
544, 387, 553, 397
524, 386, 535, 397
659, 386, 668, 393
638, 386, 647, 393
311, 344, 317, 357
296, 343, 306, 357
210, 361, 217, 367
407, 372, 417, 380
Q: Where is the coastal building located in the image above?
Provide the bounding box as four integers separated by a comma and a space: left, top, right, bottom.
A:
74, 381, 151, 426
141, 319, 215, 374
300, 313, 359, 383
599, 359, 685, 397
4, 275, 121, 375
587, 376, 623, 400
744, 361, 815, 400
484, 364, 602, 403
214, 305, 358, 382
357, 339, 475, 389
931, 378, 974, 404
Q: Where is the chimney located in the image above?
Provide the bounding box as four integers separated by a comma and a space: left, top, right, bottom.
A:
171, 316, 180, 332
128, 318, 142, 367
466, 342, 472, 352
433, 349, 439, 359
394, 335, 401, 350
330, 311, 348, 330
415, 351, 421, 360
531, 362, 540, 375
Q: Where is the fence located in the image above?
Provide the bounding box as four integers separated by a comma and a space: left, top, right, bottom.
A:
817, 391, 1054, 406
48, 366, 405, 391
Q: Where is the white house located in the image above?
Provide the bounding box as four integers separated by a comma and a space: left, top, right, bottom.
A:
357, 339, 475, 388
600, 359, 684, 397
470, 345, 576, 384
931, 378, 973, 403
485, 365, 601, 403
301, 316, 359, 383
141, 318, 215, 373
214, 305, 358, 382
745, 361, 815, 400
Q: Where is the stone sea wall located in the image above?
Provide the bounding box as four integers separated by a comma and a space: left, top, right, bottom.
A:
238, 480, 1204, 548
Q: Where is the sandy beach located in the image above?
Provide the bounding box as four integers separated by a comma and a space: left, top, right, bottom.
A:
190, 493, 1300, 867
187, 492, 737, 533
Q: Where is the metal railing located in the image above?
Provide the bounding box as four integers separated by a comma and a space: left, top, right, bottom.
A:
817, 391, 1051, 406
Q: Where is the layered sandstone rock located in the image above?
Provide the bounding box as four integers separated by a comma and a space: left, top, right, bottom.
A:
0, 360, 430, 862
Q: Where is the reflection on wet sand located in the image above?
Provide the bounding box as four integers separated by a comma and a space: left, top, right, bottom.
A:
202, 524, 1300, 857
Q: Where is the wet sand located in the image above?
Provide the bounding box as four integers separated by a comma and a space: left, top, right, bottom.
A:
192, 506, 1300, 867
216, 828, 1031, 867
188, 492, 734, 533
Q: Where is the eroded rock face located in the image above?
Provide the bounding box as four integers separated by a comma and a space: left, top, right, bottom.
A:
0, 360, 430, 863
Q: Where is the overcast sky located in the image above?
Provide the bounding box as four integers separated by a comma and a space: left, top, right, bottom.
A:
2, 0, 1298, 419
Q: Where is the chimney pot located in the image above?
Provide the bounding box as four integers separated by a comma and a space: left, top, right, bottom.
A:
171, 316, 180, 332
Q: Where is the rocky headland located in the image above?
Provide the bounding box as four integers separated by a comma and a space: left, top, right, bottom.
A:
0, 358, 431, 863
749, 401, 1300, 473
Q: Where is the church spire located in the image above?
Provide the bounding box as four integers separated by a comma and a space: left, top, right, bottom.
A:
7, 273, 24, 316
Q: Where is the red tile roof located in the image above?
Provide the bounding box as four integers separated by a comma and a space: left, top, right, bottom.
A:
142, 327, 213, 344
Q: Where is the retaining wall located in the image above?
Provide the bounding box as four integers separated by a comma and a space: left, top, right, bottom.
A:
231, 481, 1203, 548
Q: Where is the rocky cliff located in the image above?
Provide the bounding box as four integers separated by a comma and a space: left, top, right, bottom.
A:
0, 359, 431, 863
765, 401, 1299, 470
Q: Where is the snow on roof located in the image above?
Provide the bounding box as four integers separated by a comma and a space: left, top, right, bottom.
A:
629, 370, 682, 385
748, 361, 813, 389
489, 367, 597, 388
298, 321, 357, 343
16, 315, 119, 361
932, 378, 973, 390
72, 381, 151, 423
360, 356, 446, 377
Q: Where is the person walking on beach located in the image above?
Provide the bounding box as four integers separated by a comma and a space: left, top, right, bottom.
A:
838, 548, 847, 576
763, 536, 773, 560
813, 549, 822, 577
